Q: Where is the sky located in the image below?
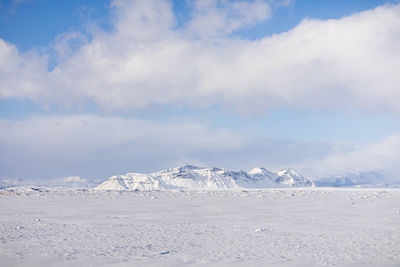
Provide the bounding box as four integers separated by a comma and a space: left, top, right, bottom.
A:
1, 0, 400, 182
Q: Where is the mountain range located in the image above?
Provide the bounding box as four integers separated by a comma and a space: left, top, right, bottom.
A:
2, 165, 398, 190
95, 165, 315, 190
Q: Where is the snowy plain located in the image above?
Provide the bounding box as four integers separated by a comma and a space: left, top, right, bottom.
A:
1, 187, 400, 266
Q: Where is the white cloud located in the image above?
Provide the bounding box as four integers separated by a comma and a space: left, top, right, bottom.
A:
0, 114, 241, 152
186, 0, 271, 38
3, 0, 400, 182
51, 32, 88, 62
299, 134, 400, 180
0, 114, 244, 179
1, 114, 400, 181
0, 40, 49, 101
1, 1, 400, 114
110, 0, 176, 41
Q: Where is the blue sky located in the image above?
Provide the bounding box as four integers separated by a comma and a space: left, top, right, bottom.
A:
0, 0, 394, 49
1, 0, 400, 181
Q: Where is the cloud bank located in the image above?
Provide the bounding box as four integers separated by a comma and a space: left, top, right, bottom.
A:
301, 134, 400, 180
0, 114, 243, 179
1, 1, 400, 113
1, 114, 400, 180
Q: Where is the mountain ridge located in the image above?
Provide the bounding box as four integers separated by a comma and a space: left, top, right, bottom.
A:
95, 165, 315, 190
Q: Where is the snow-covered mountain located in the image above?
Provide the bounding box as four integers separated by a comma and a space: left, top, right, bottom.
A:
276, 169, 315, 187
3, 167, 397, 190
95, 165, 315, 190
315, 171, 400, 188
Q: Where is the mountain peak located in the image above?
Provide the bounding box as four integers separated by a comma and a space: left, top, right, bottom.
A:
276, 169, 314, 187
277, 168, 298, 176
176, 164, 202, 171
248, 167, 269, 175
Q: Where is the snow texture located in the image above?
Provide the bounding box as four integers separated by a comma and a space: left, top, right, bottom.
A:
0, 187, 399, 266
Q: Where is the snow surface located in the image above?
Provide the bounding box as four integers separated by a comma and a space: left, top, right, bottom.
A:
1, 187, 400, 266
95, 165, 315, 191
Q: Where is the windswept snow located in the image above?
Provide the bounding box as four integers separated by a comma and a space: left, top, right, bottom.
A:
0, 188, 399, 266
95, 165, 315, 191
